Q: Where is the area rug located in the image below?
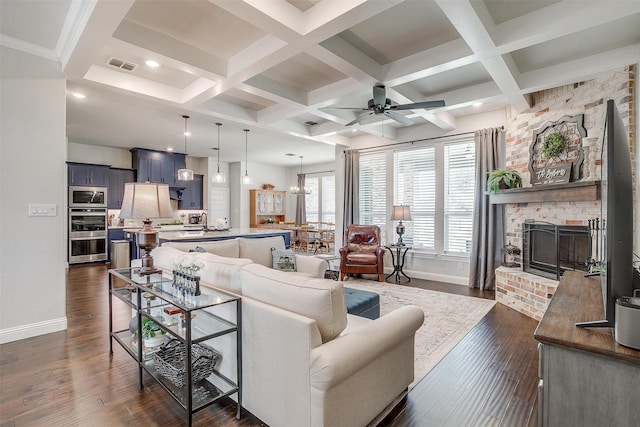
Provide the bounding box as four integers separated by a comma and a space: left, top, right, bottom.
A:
343, 280, 496, 388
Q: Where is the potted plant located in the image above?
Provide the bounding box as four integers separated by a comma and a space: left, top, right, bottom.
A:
141, 317, 166, 348
487, 169, 522, 193
543, 132, 565, 158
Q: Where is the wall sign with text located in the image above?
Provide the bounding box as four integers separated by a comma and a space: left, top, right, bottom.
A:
528, 114, 587, 185
531, 163, 572, 186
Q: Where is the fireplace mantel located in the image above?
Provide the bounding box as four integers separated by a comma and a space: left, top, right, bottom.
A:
489, 181, 600, 205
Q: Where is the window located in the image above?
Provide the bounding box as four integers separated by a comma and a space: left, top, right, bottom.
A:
394, 147, 435, 249
321, 175, 335, 223
304, 174, 334, 224
304, 177, 319, 222
444, 142, 475, 253
359, 152, 387, 242
359, 138, 476, 255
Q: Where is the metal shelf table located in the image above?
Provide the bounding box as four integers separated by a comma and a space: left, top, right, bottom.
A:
108, 268, 242, 426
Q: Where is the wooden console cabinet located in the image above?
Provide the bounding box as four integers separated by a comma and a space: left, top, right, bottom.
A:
249, 189, 286, 226
534, 271, 640, 427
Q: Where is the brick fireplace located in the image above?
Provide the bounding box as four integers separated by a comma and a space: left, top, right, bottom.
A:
494, 66, 635, 321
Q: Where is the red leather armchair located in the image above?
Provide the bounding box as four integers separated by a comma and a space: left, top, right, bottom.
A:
339, 224, 385, 282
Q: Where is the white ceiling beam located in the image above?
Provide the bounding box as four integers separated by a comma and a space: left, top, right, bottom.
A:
494, 1, 640, 53
113, 20, 228, 78
383, 39, 477, 86
245, 75, 307, 106
228, 35, 287, 77
519, 43, 640, 93
63, 0, 135, 80
435, 0, 531, 112
315, 36, 382, 83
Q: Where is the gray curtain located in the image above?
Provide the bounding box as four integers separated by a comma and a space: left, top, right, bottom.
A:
343, 149, 360, 231
295, 173, 306, 224
469, 128, 504, 290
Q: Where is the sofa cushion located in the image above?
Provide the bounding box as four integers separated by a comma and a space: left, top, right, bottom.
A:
272, 249, 297, 272
162, 239, 240, 258
240, 263, 347, 343
345, 252, 378, 265
150, 246, 188, 272
195, 252, 252, 294
238, 236, 286, 268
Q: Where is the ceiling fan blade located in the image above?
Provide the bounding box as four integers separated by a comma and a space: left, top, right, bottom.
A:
384, 110, 414, 126
390, 100, 445, 111
346, 111, 374, 126
372, 84, 386, 107
320, 106, 369, 111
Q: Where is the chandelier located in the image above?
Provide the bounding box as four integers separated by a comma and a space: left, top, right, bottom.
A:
290, 155, 311, 195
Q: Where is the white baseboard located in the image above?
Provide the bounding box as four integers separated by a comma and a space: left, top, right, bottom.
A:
0, 317, 67, 344
384, 268, 468, 286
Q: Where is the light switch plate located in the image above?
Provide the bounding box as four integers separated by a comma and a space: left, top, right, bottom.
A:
29, 204, 57, 217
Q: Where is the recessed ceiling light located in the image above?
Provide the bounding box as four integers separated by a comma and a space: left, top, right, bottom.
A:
183, 131, 191, 136
166, 147, 174, 152
145, 60, 160, 68
351, 128, 357, 132
473, 102, 483, 107
72, 93, 86, 99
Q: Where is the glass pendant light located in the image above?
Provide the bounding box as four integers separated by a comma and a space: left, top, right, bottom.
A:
241, 129, 253, 185
212, 122, 226, 183
177, 115, 194, 181
290, 155, 311, 194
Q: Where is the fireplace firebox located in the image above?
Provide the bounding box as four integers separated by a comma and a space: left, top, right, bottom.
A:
522, 221, 591, 280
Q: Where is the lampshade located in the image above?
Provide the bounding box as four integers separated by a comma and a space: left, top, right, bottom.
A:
120, 182, 173, 275
120, 182, 173, 220
177, 114, 194, 181
391, 205, 412, 221
212, 122, 226, 183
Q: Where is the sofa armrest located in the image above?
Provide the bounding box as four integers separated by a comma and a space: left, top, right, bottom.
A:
295, 255, 328, 278
309, 305, 424, 390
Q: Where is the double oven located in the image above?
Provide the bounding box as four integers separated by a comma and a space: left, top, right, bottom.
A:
68, 186, 108, 264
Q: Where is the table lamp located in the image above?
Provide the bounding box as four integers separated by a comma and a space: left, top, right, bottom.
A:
391, 205, 412, 245
120, 182, 173, 275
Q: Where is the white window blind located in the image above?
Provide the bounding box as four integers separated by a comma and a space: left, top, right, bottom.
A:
304, 177, 319, 222
444, 141, 476, 253
359, 152, 386, 241
321, 175, 335, 223
394, 147, 435, 250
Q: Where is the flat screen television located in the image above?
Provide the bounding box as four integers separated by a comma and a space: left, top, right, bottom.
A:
577, 99, 634, 327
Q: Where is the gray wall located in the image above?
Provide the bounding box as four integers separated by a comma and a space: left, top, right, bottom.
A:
0, 47, 67, 343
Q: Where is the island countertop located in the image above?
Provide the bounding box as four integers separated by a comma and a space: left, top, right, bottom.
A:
157, 227, 292, 245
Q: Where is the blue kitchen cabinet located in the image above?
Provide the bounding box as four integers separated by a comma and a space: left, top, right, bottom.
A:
68, 162, 110, 186
108, 168, 135, 209
179, 174, 203, 210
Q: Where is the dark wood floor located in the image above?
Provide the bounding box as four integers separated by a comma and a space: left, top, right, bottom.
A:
0, 264, 539, 426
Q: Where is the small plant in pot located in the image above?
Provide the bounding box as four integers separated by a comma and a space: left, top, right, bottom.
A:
542, 132, 565, 158
487, 169, 522, 193
141, 317, 166, 348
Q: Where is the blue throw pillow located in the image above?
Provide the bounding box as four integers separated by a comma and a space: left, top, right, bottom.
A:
189, 246, 207, 253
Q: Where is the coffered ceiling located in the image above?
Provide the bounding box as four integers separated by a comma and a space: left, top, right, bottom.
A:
1, 0, 639, 166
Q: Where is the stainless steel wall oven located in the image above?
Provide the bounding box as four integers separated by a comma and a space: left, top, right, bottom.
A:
68, 189, 108, 264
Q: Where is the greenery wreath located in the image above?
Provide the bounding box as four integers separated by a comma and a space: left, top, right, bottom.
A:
542, 132, 565, 158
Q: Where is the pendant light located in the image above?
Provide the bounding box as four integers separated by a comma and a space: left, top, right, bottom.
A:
290, 155, 311, 194
241, 129, 253, 185
177, 115, 194, 181
212, 122, 226, 183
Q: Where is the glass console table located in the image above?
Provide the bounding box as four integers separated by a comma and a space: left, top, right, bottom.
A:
108, 268, 242, 426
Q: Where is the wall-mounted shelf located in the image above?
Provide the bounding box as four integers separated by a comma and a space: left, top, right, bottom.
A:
489, 181, 600, 205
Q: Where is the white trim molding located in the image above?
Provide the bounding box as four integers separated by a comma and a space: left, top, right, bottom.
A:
0, 317, 67, 344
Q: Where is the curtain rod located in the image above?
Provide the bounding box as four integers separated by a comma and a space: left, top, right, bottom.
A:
305, 169, 335, 175
346, 126, 504, 153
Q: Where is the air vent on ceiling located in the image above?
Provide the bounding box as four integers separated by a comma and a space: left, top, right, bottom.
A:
304, 121, 318, 126
107, 57, 138, 72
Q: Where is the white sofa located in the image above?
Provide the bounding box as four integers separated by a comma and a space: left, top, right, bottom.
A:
148, 240, 424, 427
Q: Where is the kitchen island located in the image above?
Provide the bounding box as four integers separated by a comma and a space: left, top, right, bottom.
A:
157, 227, 291, 247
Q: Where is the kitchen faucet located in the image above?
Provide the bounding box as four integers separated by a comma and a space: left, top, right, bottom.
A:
200, 212, 208, 231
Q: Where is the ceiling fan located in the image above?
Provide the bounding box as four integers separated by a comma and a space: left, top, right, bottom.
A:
324, 84, 445, 126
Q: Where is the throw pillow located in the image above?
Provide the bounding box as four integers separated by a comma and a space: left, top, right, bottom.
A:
189, 246, 207, 253
272, 249, 296, 272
